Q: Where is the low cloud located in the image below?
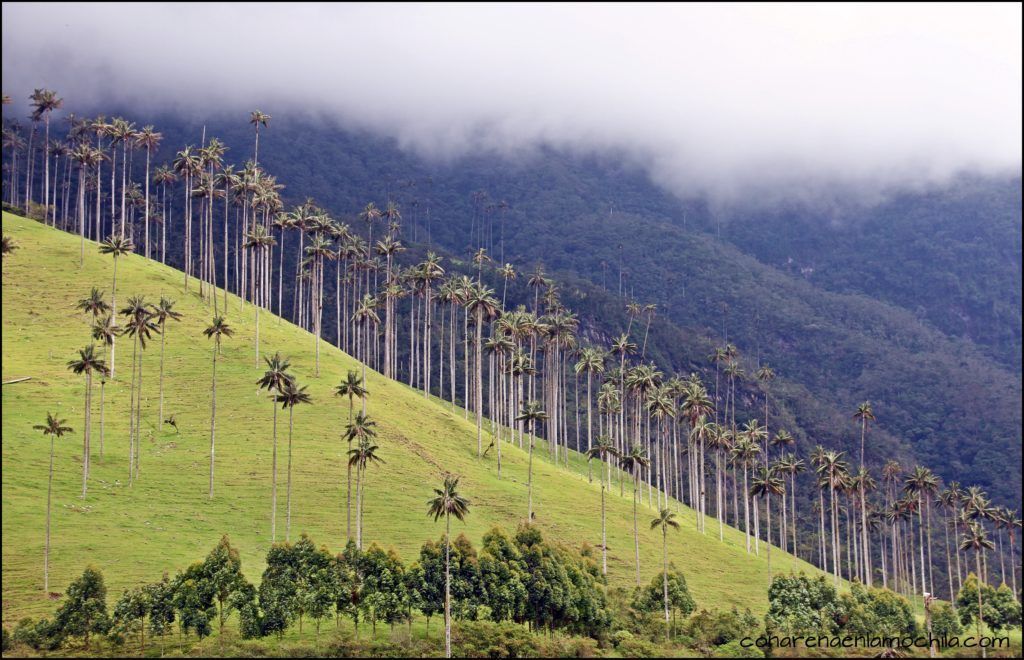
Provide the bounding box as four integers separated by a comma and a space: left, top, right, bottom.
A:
3, 3, 1021, 203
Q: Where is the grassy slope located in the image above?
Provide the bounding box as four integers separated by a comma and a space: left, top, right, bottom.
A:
1, 211, 827, 625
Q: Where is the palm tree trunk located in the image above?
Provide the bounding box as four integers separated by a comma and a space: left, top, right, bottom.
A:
527, 425, 535, 521
82, 371, 92, 499
110, 257, 118, 379
45, 435, 54, 593
662, 526, 670, 633
271, 403, 279, 541
286, 406, 295, 541
634, 465, 641, 586
600, 460, 608, 575
444, 512, 452, 659
208, 345, 217, 499
977, 551, 986, 659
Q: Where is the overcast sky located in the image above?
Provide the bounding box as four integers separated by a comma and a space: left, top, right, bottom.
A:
3, 3, 1021, 202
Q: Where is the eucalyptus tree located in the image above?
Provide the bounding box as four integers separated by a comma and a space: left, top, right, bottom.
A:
620, 444, 651, 585
66, 344, 108, 499
650, 508, 680, 635
515, 400, 548, 521
34, 413, 73, 592
348, 432, 384, 550
275, 379, 312, 541
29, 88, 62, 226
427, 475, 471, 659
586, 436, 621, 576
98, 234, 134, 378
203, 316, 234, 499
257, 353, 294, 541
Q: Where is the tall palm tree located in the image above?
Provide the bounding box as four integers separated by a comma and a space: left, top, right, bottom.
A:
66, 344, 107, 499
121, 296, 159, 483
905, 465, 939, 596
135, 126, 162, 259
257, 353, 294, 541
151, 298, 182, 431
76, 287, 110, 320
249, 110, 271, 170
853, 401, 876, 584
202, 316, 234, 499
29, 89, 62, 226
348, 434, 384, 550
515, 400, 548, 521
343, 410, 377, 544
276, 379, 313, 541
620, 444, 651, 585
427, 475, 471, 660
817, 450, 849, 585
960, 523, 996, 659
586, 436, 621, 576
34, 413, 73, 593
465, 283, 500, 457
574, 347, 605, 477
98, 234, 134, 378
89, 315, 119, 460
650, 508, 680, 636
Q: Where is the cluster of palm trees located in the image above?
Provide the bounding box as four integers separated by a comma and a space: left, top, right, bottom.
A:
10, 90, 1020, 613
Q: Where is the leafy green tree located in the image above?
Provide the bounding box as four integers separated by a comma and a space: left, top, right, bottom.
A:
172, 565, 215, 640
765, 573, 841, 635
111, 586, 151, 650
33, 412, 72, 593
202, 535, 248, 640
52, 566, 110, 649
360, 544, 408, 634
479, 527, 528, 625
632, 568, 697, 631
145, 574, 177, 652
335, 540, 365, 637
293, 535, 338, 641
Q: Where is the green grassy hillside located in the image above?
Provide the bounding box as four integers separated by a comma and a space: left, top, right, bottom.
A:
1, 211, 827, 626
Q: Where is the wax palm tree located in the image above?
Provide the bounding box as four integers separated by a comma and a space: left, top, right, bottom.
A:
98, 234, 134, 378
2, 234, 18, 258
650, 508, 680, 635
89, 315, 119, 460
960, 523, 996, 658
275, 379, 312, 541
427, 475, 471, 659
751, 466, 785, 579
343, 410, 377, 543
620, 444, 651, 585
121, 296, 159, 483
202, 316, 234, 499
249, 110, 271, 169
348, 434, 384, 550
149, 297, 182, 431
30, 88, 62, 226
586, 436, 621, 576
34, 413, 73, 592
257, 353, 294, 541
134, 126, 161, 258
76, 288, 110, 319
853, 401, 876, 584
66, 344, 108, 499
465, 283, 500, 457
515, 400, 548, 521
817, 450, 849, 585
499, 262, 517, 308
905, 465, 939, 596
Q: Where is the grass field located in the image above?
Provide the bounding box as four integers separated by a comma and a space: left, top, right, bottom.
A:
2, 211, 829, 628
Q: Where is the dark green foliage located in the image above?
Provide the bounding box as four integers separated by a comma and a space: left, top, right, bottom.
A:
450, 619, 537, 658
479, 527, 529, 624
0, 625, 8, 652
334, 540, 365, 632
172, 564, 215, 639
202, 535, 248, 636
110, 585, 151, 648
683, 607, 760, 651
837, 582, 917, 637
632, 568, 697, 621
764, 573, 841, 635
958, 576, 1024, 633
930, 602, 962, 639
11, 617, 60, 651
360, 544, 409, 631
146, 573, 177, 640
51, 565, 110, 648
